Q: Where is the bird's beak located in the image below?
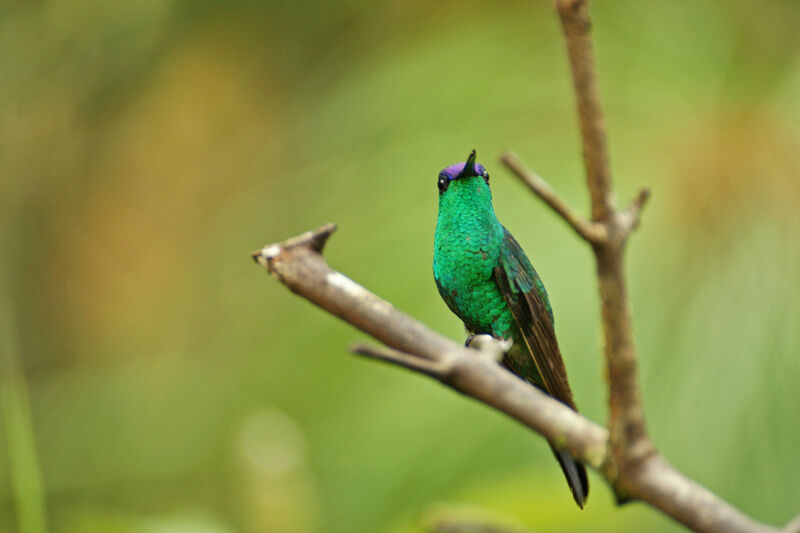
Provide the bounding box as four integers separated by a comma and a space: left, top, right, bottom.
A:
458, 149, 477, 179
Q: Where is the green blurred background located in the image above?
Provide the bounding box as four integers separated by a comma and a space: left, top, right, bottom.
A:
2, 1, 799, 532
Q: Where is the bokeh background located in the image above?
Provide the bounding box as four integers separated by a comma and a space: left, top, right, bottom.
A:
2, 1, 800, 532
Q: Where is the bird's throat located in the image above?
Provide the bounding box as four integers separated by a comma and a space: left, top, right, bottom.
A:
436, 177, 500, 236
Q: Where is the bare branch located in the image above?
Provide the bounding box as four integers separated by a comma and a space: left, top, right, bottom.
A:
618, 188, 651, 236
553, 0, 654, 472
252, 225, 609, 470
785, 514, 800, 533
253, 226, 786, 533
545, 2, 790, 531
554, 0, 615, 221
252, 224, 452, 362
251, 222, 336, 264
632, 456, 778, 533
500, 151, 607, 244
351, 342, 453, 379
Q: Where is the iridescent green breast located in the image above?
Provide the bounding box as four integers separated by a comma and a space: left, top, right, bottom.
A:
433, 177, 516, 339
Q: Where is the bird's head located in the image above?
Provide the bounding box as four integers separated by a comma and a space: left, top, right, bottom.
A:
436, 150, 494, 219
437, 149, 490, 196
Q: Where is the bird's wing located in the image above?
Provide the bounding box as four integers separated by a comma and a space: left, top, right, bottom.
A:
493, 228, 577, 410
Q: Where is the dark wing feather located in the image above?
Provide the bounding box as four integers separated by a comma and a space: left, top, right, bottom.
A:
494, 228, 589, 508
493, 229, 577, 410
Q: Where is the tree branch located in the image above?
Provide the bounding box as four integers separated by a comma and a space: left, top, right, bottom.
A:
500, 151, 607, 244
552, 0, 653, 472
502, 1, 787, 531
555, 0, 615, 222
252, 227, 609, 470
618, 188, 651, 236
785, 514, 800, 533
253, 226, 784, 533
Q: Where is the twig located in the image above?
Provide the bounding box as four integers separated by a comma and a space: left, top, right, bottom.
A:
351, 342, 453, 379
554, 0, 615, 222
252, 224, 452, 362
618, 188, 651, 235
500, 151, 607, 244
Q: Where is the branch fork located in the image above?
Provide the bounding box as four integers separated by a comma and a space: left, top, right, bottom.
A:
500, 151, 649, 248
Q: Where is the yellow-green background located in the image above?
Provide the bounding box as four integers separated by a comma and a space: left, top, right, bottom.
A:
2, 1, 799, 532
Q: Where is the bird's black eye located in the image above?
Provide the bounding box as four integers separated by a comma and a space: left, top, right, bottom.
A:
438, 176, 449, 193
483, 171, 490, 185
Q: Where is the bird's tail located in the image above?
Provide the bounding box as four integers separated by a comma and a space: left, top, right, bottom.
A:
550, 444, 589, 509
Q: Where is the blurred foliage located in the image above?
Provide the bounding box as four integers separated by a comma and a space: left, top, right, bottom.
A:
2, 0, 800, 532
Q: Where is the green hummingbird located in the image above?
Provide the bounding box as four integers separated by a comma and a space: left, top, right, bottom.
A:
433, 150, 589, 508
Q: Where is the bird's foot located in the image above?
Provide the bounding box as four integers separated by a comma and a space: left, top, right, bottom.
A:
464, 334, 512, 364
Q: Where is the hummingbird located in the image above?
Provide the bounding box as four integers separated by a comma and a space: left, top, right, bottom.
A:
433, 150, 589, 508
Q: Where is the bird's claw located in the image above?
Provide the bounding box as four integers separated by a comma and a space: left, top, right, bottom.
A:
465, 334, 512, 364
